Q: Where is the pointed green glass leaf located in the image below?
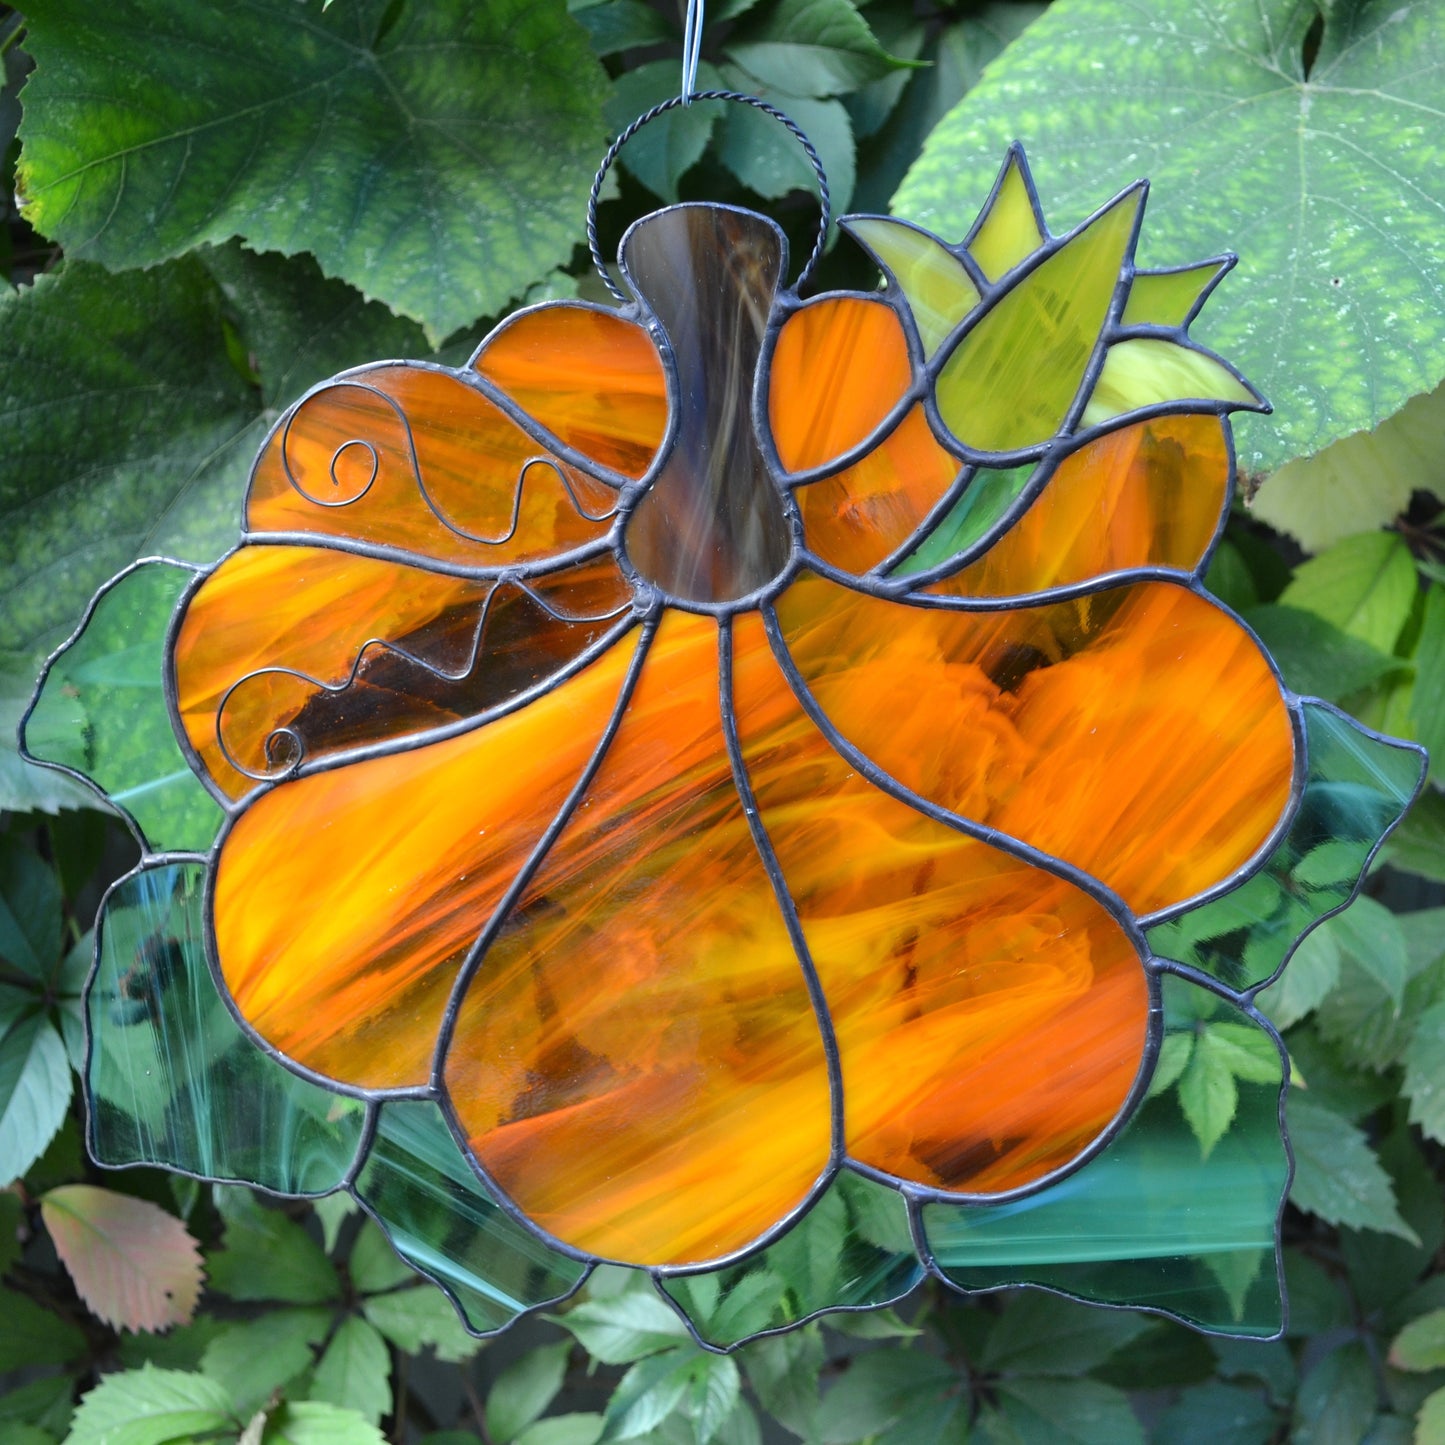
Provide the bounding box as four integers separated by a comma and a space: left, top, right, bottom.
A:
891, 462, 1037, 576
89, 862, 366, 1193
355, 1098, 587, 1336
844, 216, 980, 356
935, 187, 1140, 453
1082, 338, 1260, 425
893, 0, 1445, 477
660, 1169, 922, 1348
922, 975, 1286, 1337
1122, 261, 1229, 329
1148, 702, 1424, 991
24, 563, 222, 853
967, 149, 1046, 280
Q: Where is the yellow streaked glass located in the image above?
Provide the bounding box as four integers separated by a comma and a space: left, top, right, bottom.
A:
845, 216, 981, 356
968, 151, 1046, 281
1082, 338, 1258, 426
935, 189, 1142, 453
1121, 261, 1227, 329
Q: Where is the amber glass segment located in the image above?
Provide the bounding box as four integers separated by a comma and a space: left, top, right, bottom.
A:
621, 207, 791, 603
843, 218, 980, 356
926, 414, 1229, 597
1083, 338, 1258, 425
968, 153, 1046, 281
799, 406, 962, 574
472, 303, 668, 479
936, 191, 1140, 454
732, 612, 1148, 1193
774, 573, 1293, 916
211, 629, 640, 1091
246, 365, 616, 567
446, 610, 832, 1266
768, 297, 912, 475
1122, 262, 1226, 328
174, 544, 631, 798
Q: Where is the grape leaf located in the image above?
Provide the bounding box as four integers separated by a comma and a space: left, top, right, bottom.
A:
0, 1014, 71, 1187
893, 0, 1445, 476
309, 1316, 392, 1427
485, 1342, 572, 1444
17, 0, 609, 341
1287, 1095, 1418, 1243
1252, 381, 1445, 551
261, 1399, 388, 1445
42, 1185, 204, 1332
66, 1365, 235, 1445
1278, 533, 1418, 655
1391, 1309, 1445, 1372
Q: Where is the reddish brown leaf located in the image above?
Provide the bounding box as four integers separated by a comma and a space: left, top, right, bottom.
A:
41, 1184, 203, 1332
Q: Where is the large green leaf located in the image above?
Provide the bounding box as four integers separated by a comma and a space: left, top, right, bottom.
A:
16, 0, 608, 341
0, 259, 256, 692
892, 0, 1445, 476
0, 243, 459, 794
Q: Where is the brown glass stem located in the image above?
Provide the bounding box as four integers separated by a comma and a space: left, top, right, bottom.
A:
621, 206, 792, 605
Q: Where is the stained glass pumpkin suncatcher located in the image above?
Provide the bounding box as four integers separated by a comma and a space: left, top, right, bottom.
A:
22, 138, 1425, 1347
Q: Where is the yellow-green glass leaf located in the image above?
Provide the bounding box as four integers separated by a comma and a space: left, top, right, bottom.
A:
935, 188, 1141, 453
846, 217, 980, 357
1121, 262, 1228, 329
967, 151, 1046, 280
1083, 338, 1259, 426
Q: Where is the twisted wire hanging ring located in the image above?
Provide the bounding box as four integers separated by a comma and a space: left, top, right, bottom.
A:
586, 89, 833, 303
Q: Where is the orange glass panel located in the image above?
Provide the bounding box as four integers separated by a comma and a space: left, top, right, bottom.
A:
247, 365, 615, 568
799, 406, 961, 575
174, 545, 632, 799
768, 297, 913, 475
929, 414, 1229, 597
731, 613, 1148, 1193
473, 304, 668, 479
445, 610, 832, 1266
774, 573, 1293, 916
211, 629, 640, 1091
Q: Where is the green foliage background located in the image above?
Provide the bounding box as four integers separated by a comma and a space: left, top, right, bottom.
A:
2, 0, 1445, 1441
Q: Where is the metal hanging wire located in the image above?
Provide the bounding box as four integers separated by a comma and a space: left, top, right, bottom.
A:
680, 0, 705, 104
